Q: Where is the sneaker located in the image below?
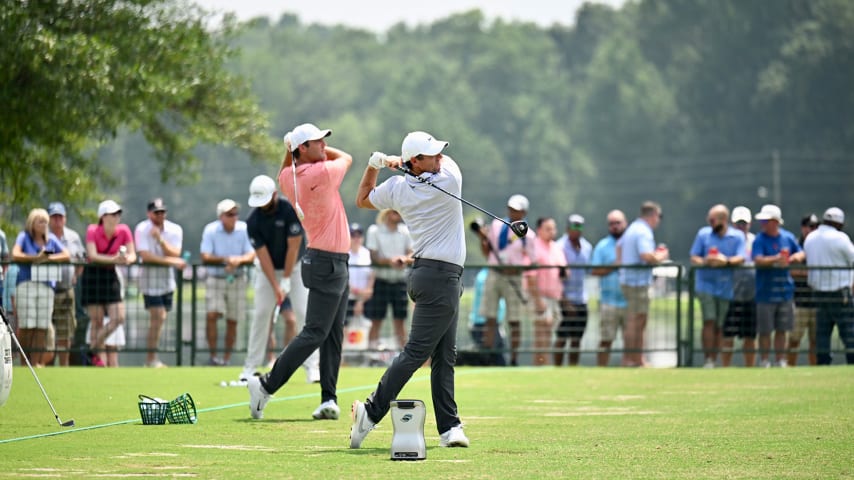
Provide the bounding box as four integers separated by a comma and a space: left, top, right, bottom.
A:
247, 375, 270, 419
207, 357, 224, 366
439, 425, 470, 448
349, 400, 375, 449
760, 359, 772, 368
703, 359, 715, 369
312, 400, 340, 420
145, 359, 167, 368
777, 359, 789, 368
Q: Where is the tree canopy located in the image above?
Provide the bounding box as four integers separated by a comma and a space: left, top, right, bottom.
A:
0, 0, 277, 222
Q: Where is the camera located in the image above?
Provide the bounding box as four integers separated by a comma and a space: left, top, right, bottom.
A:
469, 217, 485, 233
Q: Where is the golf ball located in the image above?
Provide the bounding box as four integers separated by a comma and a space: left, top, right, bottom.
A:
220, 381, 227, 387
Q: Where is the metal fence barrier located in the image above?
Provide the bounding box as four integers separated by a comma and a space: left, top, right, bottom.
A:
1, 261, 851, 367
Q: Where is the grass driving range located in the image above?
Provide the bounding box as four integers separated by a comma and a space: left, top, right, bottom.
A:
1, 366, 852, 479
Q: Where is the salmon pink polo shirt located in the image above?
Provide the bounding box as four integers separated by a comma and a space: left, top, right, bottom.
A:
279, 157, 350, 254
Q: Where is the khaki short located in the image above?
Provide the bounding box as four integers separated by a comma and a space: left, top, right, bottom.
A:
51, 288, 77, 340
620, 285, 650, 316
532, 297, 561, 325
599, 303, 627, 343
16, 281, 55, 329
479, 271, 528, 322
205, 276, 248, 320
698, 292, 730, 328
790, 306, 817, 343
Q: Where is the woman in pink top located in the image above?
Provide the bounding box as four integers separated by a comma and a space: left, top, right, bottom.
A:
79, 200, 136, 365
527, 217, 567, 365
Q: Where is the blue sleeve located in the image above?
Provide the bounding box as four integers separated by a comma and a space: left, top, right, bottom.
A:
200, 227, 213, 254
689, 230, 705, 257
751, 236, 763, 259
591, 243, 604, 266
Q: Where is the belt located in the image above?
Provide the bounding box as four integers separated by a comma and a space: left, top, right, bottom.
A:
305, 248, 349, 261
412, 258, 463, 274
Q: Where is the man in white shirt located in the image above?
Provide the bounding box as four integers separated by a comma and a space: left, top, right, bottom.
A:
803, 207, 854, 365
134, 198, 186, 368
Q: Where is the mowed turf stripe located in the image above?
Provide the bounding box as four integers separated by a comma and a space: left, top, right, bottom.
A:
0, 367, 496, 444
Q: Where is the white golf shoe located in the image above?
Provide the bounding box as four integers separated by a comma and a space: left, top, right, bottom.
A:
247, 375, 270, 419
312, 400, 340, 420
439, 425, 469, 448
349, 400, 376, 449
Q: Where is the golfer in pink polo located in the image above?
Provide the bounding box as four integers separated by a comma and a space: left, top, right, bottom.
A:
246, 123, 353, 422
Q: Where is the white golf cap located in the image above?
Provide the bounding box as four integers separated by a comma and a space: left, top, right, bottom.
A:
217, 199, 239, 216
823, 207, 845, 224
247, 175, 276, 207
401, 131, 448, 162
507, 194, 529, 212
288, 123, 331, 152
732, 206, 751, 223
97, 199, 122, 218
754, 204, 783, 225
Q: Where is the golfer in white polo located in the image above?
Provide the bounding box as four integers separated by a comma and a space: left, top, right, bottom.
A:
351, 131, 469, 449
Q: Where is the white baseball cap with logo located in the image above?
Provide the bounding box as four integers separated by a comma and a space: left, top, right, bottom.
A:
287, 123, 332, 152
247, 175, 277, 207
507, 194, 530, 212
732, 206, 751, 224
217, 199, 239, 216
823, 207, 845, 224
401, 131, 448, 162
97, 199, 122, 218
754, 204, 784, 225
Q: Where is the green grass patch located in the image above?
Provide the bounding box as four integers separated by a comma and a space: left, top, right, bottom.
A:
1, 367, 852, 479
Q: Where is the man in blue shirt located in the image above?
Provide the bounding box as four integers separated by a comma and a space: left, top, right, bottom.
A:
199, 199, 255, 367
556, 214, 592, 366
591, 210, 628, 366
752, 204, 805, 367
618, 201, 668, 367
689, 205, 746, 368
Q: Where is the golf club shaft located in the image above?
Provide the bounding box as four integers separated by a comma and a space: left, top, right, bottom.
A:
394, 166, 514, 229
4, 320, 73, 426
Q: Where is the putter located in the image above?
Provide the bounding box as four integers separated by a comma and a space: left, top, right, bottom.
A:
394, 165, 529, 237
0, 307, 75, 427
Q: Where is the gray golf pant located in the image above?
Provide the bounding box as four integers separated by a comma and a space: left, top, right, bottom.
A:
364, 258, 463, 435
262, 249, 349, 404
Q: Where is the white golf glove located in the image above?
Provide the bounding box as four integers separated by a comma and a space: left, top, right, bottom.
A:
279, 277, 291, 296
283, 131, 293, 152
368, 151, 388, 170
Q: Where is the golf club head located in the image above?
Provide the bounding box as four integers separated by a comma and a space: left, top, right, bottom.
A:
510, 221, 528, 237
61, 419, 75, 427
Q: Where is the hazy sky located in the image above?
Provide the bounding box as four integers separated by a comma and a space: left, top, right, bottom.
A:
193, 0, 626, 32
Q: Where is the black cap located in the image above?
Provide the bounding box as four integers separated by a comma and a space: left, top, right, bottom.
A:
349, 222, 363, 235
147, 198, 167, 212
801, 213, 819, 227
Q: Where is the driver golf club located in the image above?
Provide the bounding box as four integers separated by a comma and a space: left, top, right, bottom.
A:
1, 308, 75, 427
394, 165, 529, 237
